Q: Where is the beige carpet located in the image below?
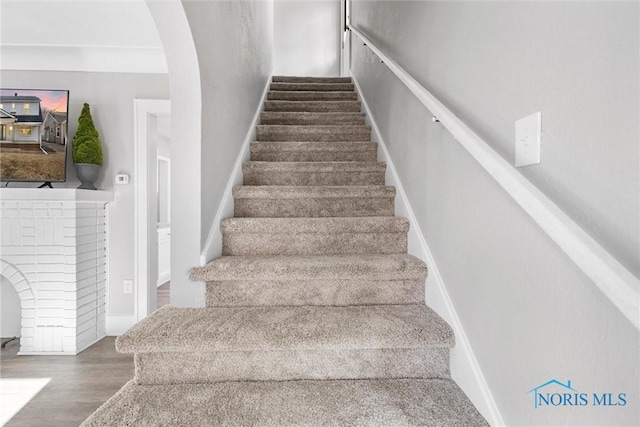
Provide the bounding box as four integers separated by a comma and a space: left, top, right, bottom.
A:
82, 76, 488, 426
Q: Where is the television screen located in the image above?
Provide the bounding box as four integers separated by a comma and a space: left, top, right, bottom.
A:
0, 89, 69, 183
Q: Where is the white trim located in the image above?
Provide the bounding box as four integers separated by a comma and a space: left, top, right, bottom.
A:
339, 0, 348, 77
353, 76, 505, 427
199, 77, 272, 266
134, 99, 171, 325
17, 335, 106, 356
349, 25, 639, 330
0, 188, 113, 202
157, 271, 171, 287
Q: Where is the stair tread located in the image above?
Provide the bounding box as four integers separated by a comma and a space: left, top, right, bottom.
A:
268, 91, 358, 100
233, 185, 395, 198
221, 216, 408, 233
261, 112, 364, 118
264, 100, 362, 112
273, 75, 353, 83
243, 161, 385, 171
258, 124, 370, 129
270, 82, 355, 91
257, 124, 371, 142
250, 141, 377, 150
192, 253, 426, 282
250, 142, 378, 162
268, 90, 357, 96
260, 111, 365, 125
81, 378, 488, 427
116, 304, 454, 354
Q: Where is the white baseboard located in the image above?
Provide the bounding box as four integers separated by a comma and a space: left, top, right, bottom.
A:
18, 334, 106, 356
105, 315, 137, 336
157, 272, 171, 286
200, 77, 272, 266
353, 76, 505, 427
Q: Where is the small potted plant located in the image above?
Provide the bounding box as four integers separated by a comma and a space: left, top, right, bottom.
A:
72, 103, 103, 190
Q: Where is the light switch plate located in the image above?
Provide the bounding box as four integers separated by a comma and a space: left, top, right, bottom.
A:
124, 280, 133, 294
515, 111, 542, 167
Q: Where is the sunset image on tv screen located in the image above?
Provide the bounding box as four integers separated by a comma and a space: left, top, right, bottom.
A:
0, 89, 69, 183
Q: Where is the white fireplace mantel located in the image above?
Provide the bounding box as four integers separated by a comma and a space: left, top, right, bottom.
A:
0, 188, 114, 203
0, 188, 114, 355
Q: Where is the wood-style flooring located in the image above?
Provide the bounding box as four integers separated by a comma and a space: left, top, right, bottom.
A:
1, 337, 133, 426
1, 284, 170, 425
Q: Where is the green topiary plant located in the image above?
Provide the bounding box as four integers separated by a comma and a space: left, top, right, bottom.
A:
72, 103, 103, 165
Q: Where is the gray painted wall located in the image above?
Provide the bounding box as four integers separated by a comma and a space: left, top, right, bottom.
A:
0, 70, 170, 316
350, 1, 639, 425
147, 0, 202, 310
181, 0, 273, 305
274, 0, 341, 76
351, 1, 639, 277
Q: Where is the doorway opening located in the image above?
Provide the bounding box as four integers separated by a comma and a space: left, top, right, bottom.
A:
134, 99, 171, 321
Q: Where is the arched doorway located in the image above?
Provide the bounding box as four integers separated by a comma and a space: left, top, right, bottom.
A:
0, 260, 35, 351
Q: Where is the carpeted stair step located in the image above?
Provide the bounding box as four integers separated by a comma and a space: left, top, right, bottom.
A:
81, 378, 488, 427
116, 304, 453, 384
256, 124, 370, 142
270, 82, 355, 92
264, 100, 361, 112
260, 111, 365, 125
221, 217, 408, 255
191, 254, 427, 307
273, 75, 353, 83
233, 185, 395, 217
250, 141, 378, 162
243, 161, 385, 186
268, 90, 358, 101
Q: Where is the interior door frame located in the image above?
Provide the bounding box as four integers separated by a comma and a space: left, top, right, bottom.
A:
156, 154, 171, 286
340, 0, 351, 76
134, 99, 170, 323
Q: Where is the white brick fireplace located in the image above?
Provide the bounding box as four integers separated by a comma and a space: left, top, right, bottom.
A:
0, 189, 113, 355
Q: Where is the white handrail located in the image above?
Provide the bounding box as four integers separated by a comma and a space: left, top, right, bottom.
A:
349, 25, 640, 329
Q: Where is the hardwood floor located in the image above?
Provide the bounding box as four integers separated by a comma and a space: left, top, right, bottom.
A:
1, 337, 133, 426
1, 285, 170, 425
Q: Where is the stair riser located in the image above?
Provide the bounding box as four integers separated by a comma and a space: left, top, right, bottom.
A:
243, 170, 385, 186
268, 91, 358, 101
234, 197, 394, 217
206, 279, 425, 307
83, 379, 488, 427
256, 127, 371, 142
264, 101, 361, 112
222, 232, 408, 255
260, 112, 364, 125
250, 149, 377, 162
270, 83, 355, 92
273, 76, 352, 83
134, 347, 449, 385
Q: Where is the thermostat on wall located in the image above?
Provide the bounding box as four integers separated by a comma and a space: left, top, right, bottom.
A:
115, 174, 130, 185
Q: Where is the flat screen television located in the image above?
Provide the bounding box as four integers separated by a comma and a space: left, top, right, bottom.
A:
0, 88, 70, 186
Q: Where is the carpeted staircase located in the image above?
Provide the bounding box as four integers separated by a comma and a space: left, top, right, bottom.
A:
82, 76, 488, 426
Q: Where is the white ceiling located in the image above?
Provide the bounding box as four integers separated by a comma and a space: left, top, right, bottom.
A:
0, 0, 166, 73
